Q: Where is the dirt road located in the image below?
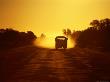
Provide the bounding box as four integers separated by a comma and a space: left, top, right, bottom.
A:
0, 45, 110, 82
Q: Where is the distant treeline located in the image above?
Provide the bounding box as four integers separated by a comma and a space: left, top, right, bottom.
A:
0, 28, 37, 50
64, 18, 110, 51
1, 18, 110, 51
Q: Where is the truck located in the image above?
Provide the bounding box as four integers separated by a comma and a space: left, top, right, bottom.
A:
55, 36, 68, 49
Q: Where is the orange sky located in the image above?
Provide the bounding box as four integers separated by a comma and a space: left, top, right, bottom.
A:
0, 0, 110, 37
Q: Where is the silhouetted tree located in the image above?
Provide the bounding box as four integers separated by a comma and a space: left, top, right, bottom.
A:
77, 18, 110, 51
0, 28, 37, 50
71, 31, 81, 42
63, 28, 72, 37
63, 29, 67, 36
40, 33, 46, 38
90, 20, 100, 29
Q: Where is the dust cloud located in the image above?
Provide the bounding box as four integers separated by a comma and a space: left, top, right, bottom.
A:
34, 36, 75, 49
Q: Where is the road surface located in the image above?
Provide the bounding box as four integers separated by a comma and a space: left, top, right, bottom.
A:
0, 45, 110, 82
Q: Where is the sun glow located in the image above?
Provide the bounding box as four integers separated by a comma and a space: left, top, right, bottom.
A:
1, 0, 110, 38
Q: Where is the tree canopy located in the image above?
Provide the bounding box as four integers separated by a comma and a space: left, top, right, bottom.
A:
0, 28, 37, 50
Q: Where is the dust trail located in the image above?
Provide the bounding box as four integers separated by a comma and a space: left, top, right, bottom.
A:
34, 37, 75, 49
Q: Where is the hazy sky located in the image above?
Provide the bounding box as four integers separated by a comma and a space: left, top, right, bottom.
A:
0, 0, 110, 36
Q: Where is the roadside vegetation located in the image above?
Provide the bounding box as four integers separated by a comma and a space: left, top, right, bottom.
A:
0, 28, 37, 50
0, 18, 110, 51
64, 18, 110, 51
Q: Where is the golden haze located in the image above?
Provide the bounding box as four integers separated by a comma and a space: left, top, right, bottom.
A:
0, 0, 110, 48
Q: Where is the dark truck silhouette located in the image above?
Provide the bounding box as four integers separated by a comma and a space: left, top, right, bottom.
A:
55, 36, 68, 49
